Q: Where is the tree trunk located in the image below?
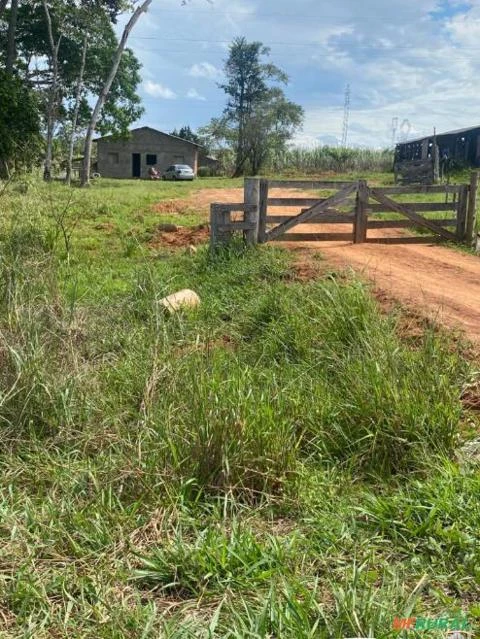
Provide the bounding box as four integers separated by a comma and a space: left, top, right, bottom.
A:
232, 159, 247, 178
81, 0, 152, 187
42, 0, 63, 181
234, 109, 247, 177
66, 34, 87, 185
6, 0, 18, 74
232, 145, 250, 177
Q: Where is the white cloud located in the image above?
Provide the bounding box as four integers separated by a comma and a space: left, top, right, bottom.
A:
187, 88, 207, 101
143, 81, 177, 100
447, 5, 480, 47
126, 0, 480, 147
290, 0, 480, 146
188, 62, 222, 80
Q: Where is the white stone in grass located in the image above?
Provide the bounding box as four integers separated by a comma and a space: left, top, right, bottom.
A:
159, 289, 200, 313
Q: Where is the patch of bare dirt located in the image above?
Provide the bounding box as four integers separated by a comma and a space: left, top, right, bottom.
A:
148, 224, 209, 249
290, 254, 324, 281
461, 385, 480, 412
152, 200, 194, 215
94, 222, 116, 232
181, 188, 245, 212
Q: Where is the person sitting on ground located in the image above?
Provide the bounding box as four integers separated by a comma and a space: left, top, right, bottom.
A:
148, 166, 160, 180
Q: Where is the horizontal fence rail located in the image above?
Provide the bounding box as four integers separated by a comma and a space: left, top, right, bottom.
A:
267, 180, 357, 189
367, 218, 457, 229
210, 174, 479, 249
267, 213, 354, 224
270, 232, 353, 242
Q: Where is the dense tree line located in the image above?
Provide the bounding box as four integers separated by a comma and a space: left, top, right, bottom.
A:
0, 0, 149, 183
1, 3, 304, 182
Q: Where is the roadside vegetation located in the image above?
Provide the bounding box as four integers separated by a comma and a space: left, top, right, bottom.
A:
270, 146, 395, 175
0, 177, 478, 638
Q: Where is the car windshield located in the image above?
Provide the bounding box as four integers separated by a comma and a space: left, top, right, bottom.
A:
176, 165, 192, 170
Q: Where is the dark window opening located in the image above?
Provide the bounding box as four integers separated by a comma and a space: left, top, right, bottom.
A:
146, 154, 157, 165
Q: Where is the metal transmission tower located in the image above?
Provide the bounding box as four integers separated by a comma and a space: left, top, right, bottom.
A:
399, 119, 412, 143
341, 84, 351, 147
391, 117, 399, 147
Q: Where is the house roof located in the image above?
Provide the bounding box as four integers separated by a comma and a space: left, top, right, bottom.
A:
94, 126, 202, 147
398, 124, 480, 146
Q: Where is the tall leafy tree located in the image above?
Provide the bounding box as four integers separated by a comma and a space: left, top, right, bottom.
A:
246, 88, 304, 175
212, 37, 303, 177
220, 38, 303, 176
41, 0, 65, 180
1, 0, 203, 181
81, 0, 151, 186
1, 0, 144, 180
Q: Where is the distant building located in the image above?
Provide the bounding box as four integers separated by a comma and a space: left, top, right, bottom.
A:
198, 152, 220, 173
395, 125, 480, 167
95, 126, 201, 179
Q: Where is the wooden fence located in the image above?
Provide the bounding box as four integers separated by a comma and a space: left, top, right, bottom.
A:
210, 173, 479, 248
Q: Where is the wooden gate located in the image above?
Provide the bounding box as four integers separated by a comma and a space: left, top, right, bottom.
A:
362, 183, 467, 244
258, 179, 357, 244
209, 173, 478, 247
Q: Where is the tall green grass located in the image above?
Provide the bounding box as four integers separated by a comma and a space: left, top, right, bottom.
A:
0, 183, 477, 637
271, 146, 394, 175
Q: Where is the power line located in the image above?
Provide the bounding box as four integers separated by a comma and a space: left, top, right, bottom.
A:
131, 35, 455, 47
131, 46, 480, 64
129, 36, 480, 54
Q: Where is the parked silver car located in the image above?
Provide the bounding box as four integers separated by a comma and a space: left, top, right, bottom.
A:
162, 164, 195, 181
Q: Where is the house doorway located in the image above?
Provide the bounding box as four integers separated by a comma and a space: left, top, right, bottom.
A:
132, 153, 141, 178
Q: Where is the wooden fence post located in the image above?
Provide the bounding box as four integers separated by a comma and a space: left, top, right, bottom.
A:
258, 179, 269, 243
465, 171, 479, 245
432, 136, 440, 184
210, 203, 231, 249
456, 185, 468, 242
353, 180, 368, 244
244, 177, 260, 245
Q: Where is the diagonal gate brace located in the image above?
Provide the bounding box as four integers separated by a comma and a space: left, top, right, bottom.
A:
370, 188, 457, 242
266, 183, 358, 241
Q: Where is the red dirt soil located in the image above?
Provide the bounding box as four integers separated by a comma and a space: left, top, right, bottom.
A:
156, 186, 480, 343
148, 224, 209, 249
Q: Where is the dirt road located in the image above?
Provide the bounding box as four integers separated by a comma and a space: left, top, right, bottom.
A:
165, 186, 480, 342
291, 237, 480, 342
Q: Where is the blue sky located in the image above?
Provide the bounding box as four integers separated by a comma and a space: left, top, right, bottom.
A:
120, 0, 480, 148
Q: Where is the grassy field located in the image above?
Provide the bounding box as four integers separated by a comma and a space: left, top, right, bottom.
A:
0, 176, 479, 638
